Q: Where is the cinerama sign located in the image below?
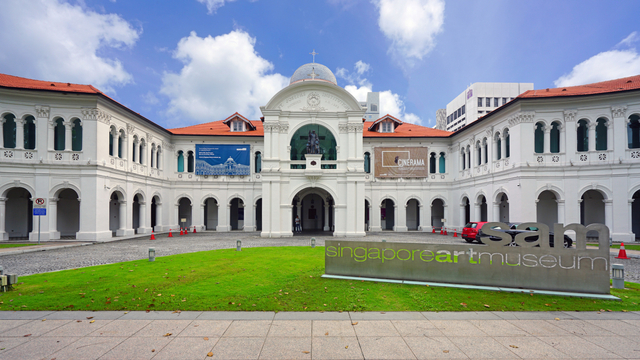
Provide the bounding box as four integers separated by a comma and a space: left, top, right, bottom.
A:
325, 223, 611, 294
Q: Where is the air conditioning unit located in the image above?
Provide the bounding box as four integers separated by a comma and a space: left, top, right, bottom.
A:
6, 274, 17, 285
0, 275, 6, 286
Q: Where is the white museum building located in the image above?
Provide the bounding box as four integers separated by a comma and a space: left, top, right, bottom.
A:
1, 63, 640, 242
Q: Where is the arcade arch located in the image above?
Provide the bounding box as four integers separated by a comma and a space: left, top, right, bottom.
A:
151, 195, 162, 231
292, 187, 334, 233
537, 190, 558, 229
178, 197, 192, 229
2, 187, 33, 239
406, 198, 420, 230
496, 192, 509, 223
580, 190, 606, 236
203, 197, 219, 230
633, 190, 640, 240
380, 198, 396, 231
56, 189, 80, 238
431, 198, 445, 230
229, 197, 244, 230
109, 190, 125, 237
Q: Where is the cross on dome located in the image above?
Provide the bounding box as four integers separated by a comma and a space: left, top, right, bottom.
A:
308, 67, 318, 80
310, 49, 318, 63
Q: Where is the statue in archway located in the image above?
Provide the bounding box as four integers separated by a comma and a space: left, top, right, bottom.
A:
306, 130, 319, 154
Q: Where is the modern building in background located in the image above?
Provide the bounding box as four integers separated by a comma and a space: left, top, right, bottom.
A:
435, 109, 446, 130
445, 82, 534, 131
360, 92, 380, 121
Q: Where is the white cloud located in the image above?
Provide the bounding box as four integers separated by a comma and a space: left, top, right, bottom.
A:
339, 62, 422, 125
197, 0, 237, 14
554, 49, 640, 87
0, 0, 140, 92
373, 0, 444, 62
617, 31, 639, 48
142, 91, 159, 105
160, 30, 289, 126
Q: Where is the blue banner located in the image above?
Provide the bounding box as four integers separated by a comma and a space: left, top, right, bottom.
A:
195, 144, 250, 176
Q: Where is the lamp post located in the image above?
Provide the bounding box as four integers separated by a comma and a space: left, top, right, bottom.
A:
149, 248, 156, 262
311, 237, 316, 248
612, 264, 624, 289
236, 240, 242, 251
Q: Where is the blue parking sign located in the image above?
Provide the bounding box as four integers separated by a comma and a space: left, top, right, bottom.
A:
33, 208, 46, 216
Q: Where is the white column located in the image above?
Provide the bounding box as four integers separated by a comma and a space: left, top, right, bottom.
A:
0, 119, 5, 149
418, 204, 426, 231
480, 144, 485, 165
64, 121, 73, 151
393, 204, 398, 231
243, 202, 254, 231
493, 138, 499, 160
606, 122, 613, 151
200, 203, 206, 231
174, 203, 179, 230
139, 201, 147, 233
604, 199, 613, 231
474, 202, 481, 222
48, 198, 59, 239
226, 203, 232, 231
15, 118, 24, 150
49, 122, 55, 151
588, 123, 596, 152
118, 200, 127, 233
323, 202, 330, 231
493, 201, 500, 222
629, 199, 634, 238
559, 125, 566, 154
0, 197, 7, 240
459, 204, 466, 228
557, 200, 565, 225
155, 202, 163, 232
543, 128, 551, 154
502, 135, 507, 159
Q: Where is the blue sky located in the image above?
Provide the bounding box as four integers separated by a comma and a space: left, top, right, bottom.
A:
1, 0, 639, 129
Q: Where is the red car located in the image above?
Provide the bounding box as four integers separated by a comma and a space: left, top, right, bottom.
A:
462, 222, 488, 243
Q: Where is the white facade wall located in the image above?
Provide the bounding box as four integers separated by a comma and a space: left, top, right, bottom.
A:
1, 79, 640, 242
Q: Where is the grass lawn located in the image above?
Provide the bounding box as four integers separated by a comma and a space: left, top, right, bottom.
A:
588, 243, 640, 251
0, 244, 37, 249
1, 246, 639, 312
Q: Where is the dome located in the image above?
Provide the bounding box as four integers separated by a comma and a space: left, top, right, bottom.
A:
290, 63, 337, 85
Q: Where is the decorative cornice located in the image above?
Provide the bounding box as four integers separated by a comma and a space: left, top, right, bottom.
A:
278, 123, 289, 134
162, 141, 174, 150
82, 108, 111, 124
563, 110, 577, 122
611, 105, 627, 118
507, 111, 536, 126
35, 105, 50, 119
338, 123, 349, 133
348, 123, 363, 132
126, 124, 135, 134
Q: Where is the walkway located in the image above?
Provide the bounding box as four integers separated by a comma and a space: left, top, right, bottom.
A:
0, 311, 639, 359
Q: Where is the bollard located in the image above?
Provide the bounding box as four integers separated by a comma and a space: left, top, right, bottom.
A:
612, 264, 625, 289
236, 240, 242, 251
311, 237, 316, 248
149, 248, 156, 262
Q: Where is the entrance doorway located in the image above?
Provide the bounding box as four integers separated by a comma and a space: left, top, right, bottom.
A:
381, 199, 395, 230
291, 188, 334, 234
255, 199, 262, 231
57, 189, 79, 238
4, 187, 33, 238
406, 199, 420, 230
230, 198, 244, 230
204, 198, 218, 230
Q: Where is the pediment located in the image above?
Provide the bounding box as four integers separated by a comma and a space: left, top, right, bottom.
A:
265, 82, 362, 113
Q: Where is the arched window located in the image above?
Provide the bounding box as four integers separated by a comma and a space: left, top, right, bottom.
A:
505, 130, 510, 158
429, 152, 436, 173
71, 119, 82, 151
439, 152, 446, 173
476, 142, 482, 166
550, 122, 560, 153
118, 130, 125, 158
139, 139, 145, 164
23, 116, 36, 150
187, 151, 194, 173
54, 118, 65, 151
595, 118, 607, 151
534, 122, 544, 153
109, 131, 114, 156
150, 145, 155, 168
495, 132, 502, 160
466, 145, 471, 168
461, 149, 466, 170
255, 151, 262, 173
629, 115, 640, 149
2, 114, 16, 148
289, 124, 337, 160
132, 136, 138, 162
364, 152, 370, 173
156, 146, 162, 169
577, 119, 589, 152
177, 151, 184, 172
482, 138, 488, 163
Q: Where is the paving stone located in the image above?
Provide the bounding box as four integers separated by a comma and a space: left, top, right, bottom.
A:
41, 319, 112, 337
448, 337, 519, 359
507, 320, 572, 336
99, 335, 172, 360
468, 320, 531, 337
497, 311, 577, 320
391, 320, 445, 337
404, 336, 468, 359
178, 320, 232, 337
311, 336, 363, 359
582, 335, 640, 359
119, 310, 202, 320
0, 311, 54, 320
0, 336, 30, 352
349, 311, 426, 320
0, 336, 79, 360
133, 319, 192, 337
49, 336, 126, 360
429, 320, 486, 337
352, 320, 400, 337
88, 319, 151, 337
423, 311, 502, 320
547, 319, 617, 336
268, 320, 312, 337
209, 336, 265, 359
562, 311, 640, 320
1, 319, 71, 337
152, 336, 217, 360
538, 335, 623, 359
312, 320, 357, 337
493, 336, 567, 358
585, 319, 640, 335
223, 320, 272, 337
197, 311, 275, 320
259, 336, 311, 359
357, 336, 417, 359
0, 320, 32, 333
274, 311, 349, 320
44, 310, 126, 320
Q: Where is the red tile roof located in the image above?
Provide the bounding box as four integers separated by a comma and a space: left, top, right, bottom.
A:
169, 119, 264, 136
363, 120, 451, 138
222, 112, 256, 131
0, 73, 103, 94
519, 74, 640, 99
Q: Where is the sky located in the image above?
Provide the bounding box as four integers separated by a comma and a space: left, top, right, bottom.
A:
1, 0, 640, 129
